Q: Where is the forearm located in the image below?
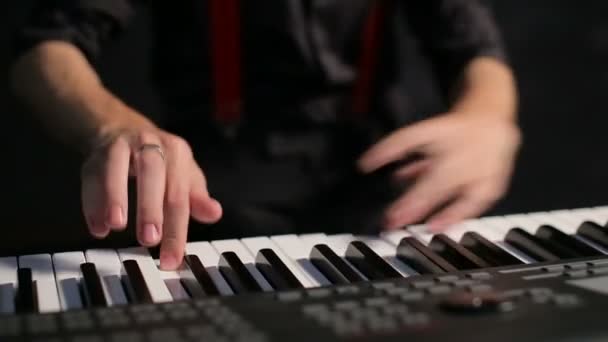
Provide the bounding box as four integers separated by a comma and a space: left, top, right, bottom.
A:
448, 57, 518, 121
10, 41, 155, 153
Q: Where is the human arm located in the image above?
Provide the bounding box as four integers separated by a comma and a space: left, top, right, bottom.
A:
359, 0, 520, 231
10, 1, 222, 269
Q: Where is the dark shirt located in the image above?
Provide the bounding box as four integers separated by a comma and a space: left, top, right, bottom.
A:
15, 0, 507, 133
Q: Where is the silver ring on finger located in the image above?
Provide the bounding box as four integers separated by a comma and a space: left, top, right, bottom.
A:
137, 143, 165, 161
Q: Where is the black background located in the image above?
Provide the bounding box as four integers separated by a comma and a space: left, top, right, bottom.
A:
0, 1, 607, 253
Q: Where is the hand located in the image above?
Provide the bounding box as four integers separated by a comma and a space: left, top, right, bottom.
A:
358, 112, 521, 232
81, 128, 223, 269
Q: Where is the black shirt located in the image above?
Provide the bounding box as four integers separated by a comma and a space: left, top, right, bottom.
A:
15, 0, 507, 132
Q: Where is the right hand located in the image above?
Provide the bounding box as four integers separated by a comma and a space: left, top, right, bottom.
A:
81, 128, 223, 270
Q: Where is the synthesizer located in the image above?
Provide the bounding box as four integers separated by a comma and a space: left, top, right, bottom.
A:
2, 206, 608, 341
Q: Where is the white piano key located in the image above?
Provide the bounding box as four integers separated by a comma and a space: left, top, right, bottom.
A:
117, 248, 173, 303
502, 214, 541, 233
527, 212, 578, 235
405, 224, 433, 244
380, 230, 414, 246
443, 221, 475, 242
477, 216, 517, 235
460, 219, 506, 242
84, 249, 128, 306
271, 234, 331, 286
322, 234, 367, 280
568, 208, 608, 226
325, 234, 357, 256
591, 206, 608, 223
211, 239, 273, 292
52, 252, 86, 310
355, 235, 418, 276
0, 257, 17, 314
154, 260, 190, 301
241, 236, 316, 288
186, 241, 234, 296
18, 254, 61, 313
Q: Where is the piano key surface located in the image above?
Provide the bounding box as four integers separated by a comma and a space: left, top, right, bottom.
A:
2, 205, 608, 314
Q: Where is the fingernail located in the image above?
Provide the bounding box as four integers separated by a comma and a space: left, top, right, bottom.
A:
142, 224, 159, 245
160, 253, 179, 270
106, 205, 124, 226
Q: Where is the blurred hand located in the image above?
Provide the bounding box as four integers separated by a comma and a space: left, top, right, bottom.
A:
359, 112, 521, 232
81, 128, 222, 269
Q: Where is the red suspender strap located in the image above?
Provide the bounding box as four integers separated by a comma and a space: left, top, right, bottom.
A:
351, 0, 387, 118
209, 0, 242, 125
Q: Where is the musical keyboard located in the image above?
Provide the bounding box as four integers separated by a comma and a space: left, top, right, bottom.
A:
2, 205, 608, 341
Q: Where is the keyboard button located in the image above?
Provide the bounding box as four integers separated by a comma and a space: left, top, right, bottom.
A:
219, 252, 264, 293
427, 285, 452, 295
212, 240, 273, 292
118, 248, 173, 303
271, 235, 331, 286
109, 331, 145, 342
466, 272, 493, 280
243, 237, 315, 288
411, 280, 436, 289
186, 242, 234, 296
184, 254, 220, 296
536, 225, 602, 258
429, 234, 491, 270
80, 263, 107, 308
440, 291, 515, 313
19, 254, 61, 313
345, 241, 402, 280
255, 248, 303, 290
436, 275, 459, 282
16, 268, 36, 314
123, 259, 153, 303
396, 237, 456, 274
400, 292, 425, 302
52, 252, 86, 311
84, 249, 128, 306
310, 244, 364, 284
460, 232, 522, 266
505, 228, 561, 262
577, 221, 608, 249
0, 257, 17, 314
277, 291, 303, 302
307, 288, 333, 299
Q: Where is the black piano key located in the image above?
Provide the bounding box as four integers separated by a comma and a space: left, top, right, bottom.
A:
80, 263, 108, 307
460, 232, 522, 266
122, 260, 153, 304
577, 221, 608, 249
310, 244, 365, 284
504, 228, 561, 262
16, 268, 36, 314
345, 241, 402, 280
256, 249, 303, 290
184, 255, 220, 296
219, 252, 263, 294
429, 234, 492, 270
536, 225, 602, 257
396, 237, 457, 274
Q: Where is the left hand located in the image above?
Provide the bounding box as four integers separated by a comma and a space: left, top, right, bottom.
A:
358, 111, 521, 232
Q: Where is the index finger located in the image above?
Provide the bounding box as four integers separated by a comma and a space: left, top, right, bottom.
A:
358, 120, 432, 173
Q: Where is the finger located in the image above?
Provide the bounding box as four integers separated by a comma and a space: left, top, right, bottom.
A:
427, 182, 503, 232
358, 120, 433, 173
81, 169, 110, 239
383, 169, 461, 230
159, 156, 190, 270
392, 159, 432, 180
134, 135, 166, 247
190, 166, 222, 223
103, 137, 130, 230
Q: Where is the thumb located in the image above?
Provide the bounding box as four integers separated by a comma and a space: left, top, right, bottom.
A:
189, 167, 222, 223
